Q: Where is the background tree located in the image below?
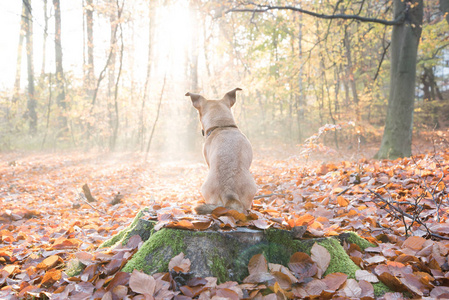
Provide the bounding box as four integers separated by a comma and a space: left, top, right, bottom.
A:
24, 0, 37, 135
53, 0, 67, 135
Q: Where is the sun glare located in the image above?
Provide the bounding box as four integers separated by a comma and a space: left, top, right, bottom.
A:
151, 3, 194, 79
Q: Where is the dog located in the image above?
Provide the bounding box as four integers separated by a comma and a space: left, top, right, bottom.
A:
185, 88, 257, 214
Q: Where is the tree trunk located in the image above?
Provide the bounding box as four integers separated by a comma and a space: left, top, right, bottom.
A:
344, 26, 360, 121
97, 211, 390, 297
13, 3, 27, 102
25, 0, 37, 135
375, 0, 423, 159
139, 1, 154, 151
84, 0, 95, 97
41, 0, 48, 76
53, 0, 67, 133
107, 0, 117, 150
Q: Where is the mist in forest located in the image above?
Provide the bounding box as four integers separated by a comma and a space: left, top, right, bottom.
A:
1, 0, 448, 160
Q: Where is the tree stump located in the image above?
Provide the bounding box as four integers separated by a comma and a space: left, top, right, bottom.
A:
100, 209, 391, 296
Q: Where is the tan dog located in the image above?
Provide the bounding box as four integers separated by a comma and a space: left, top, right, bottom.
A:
186, 88, 257, 214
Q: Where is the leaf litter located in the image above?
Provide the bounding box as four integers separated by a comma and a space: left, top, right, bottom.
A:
0, 145, 449, 298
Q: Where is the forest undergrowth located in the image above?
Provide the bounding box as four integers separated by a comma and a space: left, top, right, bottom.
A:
1, 129, 449, 299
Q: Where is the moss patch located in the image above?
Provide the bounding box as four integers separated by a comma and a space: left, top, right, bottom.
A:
65, 258, 84, 277
100, 208, 152, 248
122, 228, 187, 274
209, 252, 229, 283
339, 231, 376, 251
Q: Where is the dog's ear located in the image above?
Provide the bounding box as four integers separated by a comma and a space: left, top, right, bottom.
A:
223, 88, 242, 107
185, 92, 205, 110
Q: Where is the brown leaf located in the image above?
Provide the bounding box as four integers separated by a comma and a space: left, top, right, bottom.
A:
216, 288, 240, 300
252, 219, 271, 230
355, 270, 379, 283
129, 269, 155, 296
288, 252, 317, 280
399, 273, 429, 296
219, 216, 236, 228
226, 210, 247, 222
248, 254, 268, 275
430, 286, 449, 299
243, 272, 275, 284
310, 243, 330, 278
271, 271, 292, 290
304, 278, 327, 296
359, 280, 375, 298
322, 272, 347, 291
106, 272, 131, 291
402, 236, 426, 251
211, 207, 229, 217
343, 279, 362, 298
268, 263, 298, 283
169, 252, 191, 273
378, 272, 406, 292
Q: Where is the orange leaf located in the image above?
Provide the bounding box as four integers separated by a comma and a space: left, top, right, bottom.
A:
41, 269, 62, 288
402, 236, 426, 251
337, 196, 349, 207
36, 255, 63, 270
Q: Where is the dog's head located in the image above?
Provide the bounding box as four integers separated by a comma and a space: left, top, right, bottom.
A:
185, 88, 242, 133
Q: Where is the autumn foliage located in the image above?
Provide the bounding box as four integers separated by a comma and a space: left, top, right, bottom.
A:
1, 138, 449, 298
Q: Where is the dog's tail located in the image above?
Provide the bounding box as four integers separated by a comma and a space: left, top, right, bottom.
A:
194, 204, 220, 215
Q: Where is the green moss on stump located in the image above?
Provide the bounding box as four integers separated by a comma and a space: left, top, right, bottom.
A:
339, 231, 376, 251
122, 228, 186, 274
100, 218, 391, 297
100, 208, 153, 248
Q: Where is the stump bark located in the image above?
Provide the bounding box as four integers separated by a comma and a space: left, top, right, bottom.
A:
100, 209, 390, 296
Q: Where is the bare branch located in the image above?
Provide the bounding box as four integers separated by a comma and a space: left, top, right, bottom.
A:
227, 3, 405, 26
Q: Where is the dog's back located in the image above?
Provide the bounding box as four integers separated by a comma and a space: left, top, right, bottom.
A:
186, 89, 257, 214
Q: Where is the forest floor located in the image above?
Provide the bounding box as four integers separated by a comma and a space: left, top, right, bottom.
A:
1, 129, 449, 299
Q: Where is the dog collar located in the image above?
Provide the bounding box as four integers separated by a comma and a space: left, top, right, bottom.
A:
203, 125, 238, 137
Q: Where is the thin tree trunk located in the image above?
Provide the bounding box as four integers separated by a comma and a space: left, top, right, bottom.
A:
145, 74, 167, 161
344, 26, 360, 120
296, 15, 304, 143
41, 0, 48, 76
375, 0, 423, 159
53, 0, 67, 133
111, 10, 124, 151
25, 0, 37, 135
139, 0, 154, 151
85, 0, 95, 96
42, 74, 52, 149
13, 2, 27, 102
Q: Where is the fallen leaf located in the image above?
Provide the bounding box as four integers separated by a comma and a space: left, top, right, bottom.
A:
310, 243, 330, 278
248, 254, 268, 275
129, 269, 156, 296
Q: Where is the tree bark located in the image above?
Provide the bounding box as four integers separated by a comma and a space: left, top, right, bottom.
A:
53, 0, 67, 133
13, 3, 27, 102
84, 0, 95, 97
375, 0, 423, 159
41, 0, 48, 76
139, 1, 155, 151
24, 0, 37, 135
